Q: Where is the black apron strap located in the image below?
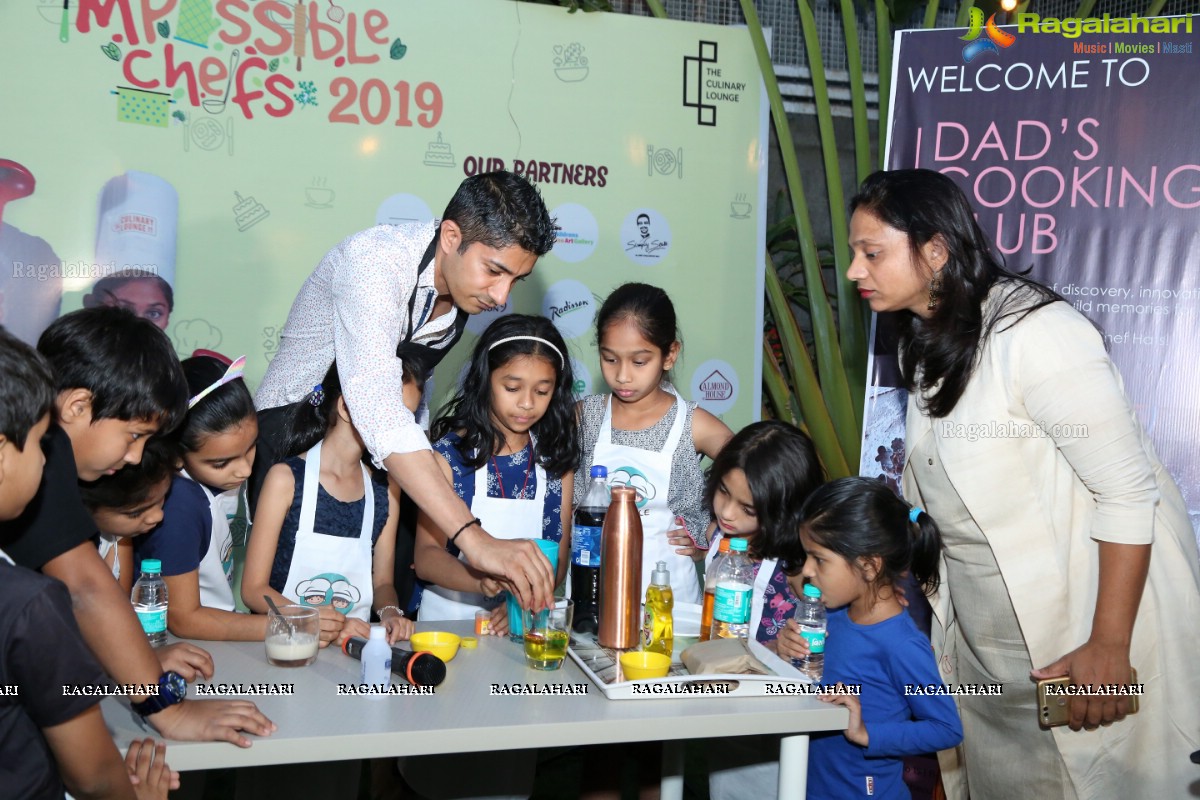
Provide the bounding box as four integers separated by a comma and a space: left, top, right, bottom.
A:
396, 230, 468, 377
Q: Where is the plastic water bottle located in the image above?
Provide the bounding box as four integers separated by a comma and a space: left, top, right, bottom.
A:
359, 626, 392, 692
793, 583, 827, 681
571, 466, 608, 634
710, 537, 753, 640
131, 559, 168, 647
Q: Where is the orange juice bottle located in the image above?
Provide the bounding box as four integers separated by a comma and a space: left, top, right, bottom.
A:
699, 536, 732, 642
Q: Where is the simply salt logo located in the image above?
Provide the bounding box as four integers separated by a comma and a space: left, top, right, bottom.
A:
960, 8, 1016, 63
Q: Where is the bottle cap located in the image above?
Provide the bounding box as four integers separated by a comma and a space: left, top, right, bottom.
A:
590, 465, 607, 478
461, 636, 478, 649
803, 583, 822, 598
729, 537, 749, 553
717, 537, 732, 553
651, 560, 670, 584
140, 559, 162, 573
369, 625, 387, 640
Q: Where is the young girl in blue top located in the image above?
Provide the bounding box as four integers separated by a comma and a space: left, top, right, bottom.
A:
765, 477, 963, 800
243, 361, 415, 646
415, 314, 578, 627
702, 420, 824, 800
135, 351, 269, 641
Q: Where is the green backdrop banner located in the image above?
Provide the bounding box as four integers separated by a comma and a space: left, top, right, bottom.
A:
0, 0, 766, 428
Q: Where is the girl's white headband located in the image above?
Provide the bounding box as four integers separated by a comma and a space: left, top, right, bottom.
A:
487, 336, 565, 367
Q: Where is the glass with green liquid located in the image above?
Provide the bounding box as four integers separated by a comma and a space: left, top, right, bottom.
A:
523, 599, 574, 670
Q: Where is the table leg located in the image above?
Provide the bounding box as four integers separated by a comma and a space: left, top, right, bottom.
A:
660, 739, 685, 800
778, 734, 809, 800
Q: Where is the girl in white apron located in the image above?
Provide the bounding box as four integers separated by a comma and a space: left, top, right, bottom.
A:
242, 360, 413, 646
134, 352, 271, 640
575, 283, 733, 607
697, 420, 825, 800
405, 315, 578, 800
415, 315, 578, 626
80, 435, 176, 595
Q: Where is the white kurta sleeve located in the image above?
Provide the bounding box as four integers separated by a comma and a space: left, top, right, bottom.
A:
1008, 303, 1158, 545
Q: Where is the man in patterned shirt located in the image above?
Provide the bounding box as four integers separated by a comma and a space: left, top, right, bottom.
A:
255, 172, 559, 610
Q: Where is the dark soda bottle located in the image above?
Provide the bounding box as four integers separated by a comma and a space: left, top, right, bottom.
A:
571, 466, 608, 634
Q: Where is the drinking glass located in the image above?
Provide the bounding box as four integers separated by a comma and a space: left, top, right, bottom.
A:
523, 599, 574, 670
265, 604, 319, 667
506, 539, 560, 642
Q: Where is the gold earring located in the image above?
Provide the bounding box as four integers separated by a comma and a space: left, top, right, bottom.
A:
928, 272, 943, 311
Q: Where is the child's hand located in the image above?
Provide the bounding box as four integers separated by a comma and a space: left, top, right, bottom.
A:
157, 642, 214, 681
382, 613, 414, 643
315, 605, 348, 647
776, 619, 811, 663
667, 516, 704, 561
337, 617, 373, 648
488, 603, 509, 637
819, 687, 868, 747
125, 737, 178, 799
479, 576, 505, 599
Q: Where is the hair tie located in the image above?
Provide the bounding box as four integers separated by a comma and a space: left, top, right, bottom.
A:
187, 355, 246, 409
487, 335, 565, 367
309, 384, 325, 407
908, 507, 923, 524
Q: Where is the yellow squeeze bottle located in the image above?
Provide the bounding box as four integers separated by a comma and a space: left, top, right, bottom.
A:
642, 561, 674, 657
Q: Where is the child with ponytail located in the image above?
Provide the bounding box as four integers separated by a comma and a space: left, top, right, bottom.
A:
761, 477, 963, 800
242, 361, 415, 646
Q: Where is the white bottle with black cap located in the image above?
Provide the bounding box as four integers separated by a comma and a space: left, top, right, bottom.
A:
360, 625, 392, 691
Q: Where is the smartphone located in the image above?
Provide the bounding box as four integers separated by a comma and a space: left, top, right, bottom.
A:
1037, 668, 1139, 729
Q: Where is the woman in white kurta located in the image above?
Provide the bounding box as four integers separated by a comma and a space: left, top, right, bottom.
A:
847, 169, 1200, 799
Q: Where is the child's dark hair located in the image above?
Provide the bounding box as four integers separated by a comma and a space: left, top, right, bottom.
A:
432, 314, 579, 476
595, 283, 678, 361
179, 352, 256, 453
280, 360, 426, 459
0, 327, 55, 451
709, 421, 824, 561
37, 307, 188, 434
797, 477, 942, 596
282, 360, 343, 457
80, 435, 179, 511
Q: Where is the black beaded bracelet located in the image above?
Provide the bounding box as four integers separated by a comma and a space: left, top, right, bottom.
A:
448, 517, 482, 547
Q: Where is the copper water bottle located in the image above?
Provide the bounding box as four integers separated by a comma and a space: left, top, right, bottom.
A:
598, 486, 643, 649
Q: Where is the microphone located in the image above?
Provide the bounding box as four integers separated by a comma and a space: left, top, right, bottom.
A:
342, 637, 447, 687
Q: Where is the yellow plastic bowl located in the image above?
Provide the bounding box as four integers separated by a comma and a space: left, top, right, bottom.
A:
410, 631, 461, 662
620, 651, 671, 680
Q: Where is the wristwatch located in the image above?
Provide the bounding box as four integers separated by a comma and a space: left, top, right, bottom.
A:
131, 671, 188, 717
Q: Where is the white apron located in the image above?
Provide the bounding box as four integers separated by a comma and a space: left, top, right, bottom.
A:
193, 478, 238, 612
420, 449, 547, 620
281, 441, 375, 622
97, 533, 121, 582
593, 390, 703, 605
747, 556, 778, 643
